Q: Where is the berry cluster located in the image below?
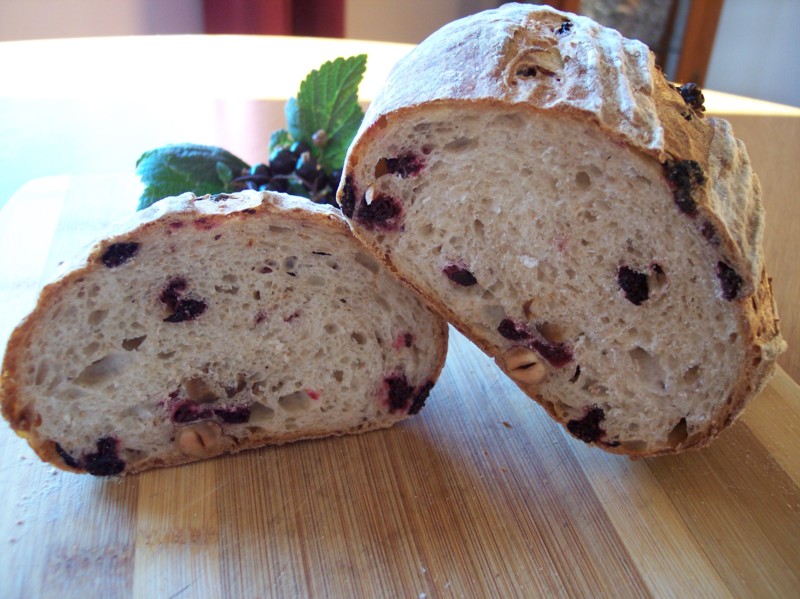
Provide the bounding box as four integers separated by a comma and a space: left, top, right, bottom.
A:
233, 141, 342, 208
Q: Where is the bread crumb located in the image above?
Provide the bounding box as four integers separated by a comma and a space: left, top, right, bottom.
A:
502, 421, 513, 429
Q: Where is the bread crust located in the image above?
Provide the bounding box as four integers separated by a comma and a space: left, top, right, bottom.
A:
1, 191, 449, 474
339, 3, 785, 455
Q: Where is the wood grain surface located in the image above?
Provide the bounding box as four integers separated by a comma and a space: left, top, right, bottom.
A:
0, 176, 799, 598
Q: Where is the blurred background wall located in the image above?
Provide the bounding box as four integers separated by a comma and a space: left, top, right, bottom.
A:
0, 0, 798, 107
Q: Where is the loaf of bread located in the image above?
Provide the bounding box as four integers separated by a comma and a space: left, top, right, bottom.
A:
0, 191, 448, 475
337, 3, 786, 455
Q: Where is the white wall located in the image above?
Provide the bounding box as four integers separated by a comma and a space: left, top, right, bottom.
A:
705, 0, 800, 107
1, 0, 797, 107
0, 0, 203, 40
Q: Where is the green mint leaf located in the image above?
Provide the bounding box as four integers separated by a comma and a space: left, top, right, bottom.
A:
269, 129, 293, 153
285, 97, 302, 144
216, 161, 233, 185
135, 144, 249, 211
292, 54, 367, 171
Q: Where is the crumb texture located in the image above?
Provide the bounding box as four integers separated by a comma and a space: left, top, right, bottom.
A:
2, 192, 447, 474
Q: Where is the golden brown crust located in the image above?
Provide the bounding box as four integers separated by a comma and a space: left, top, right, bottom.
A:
338, 3, 786, 456
1, 191, 449, 475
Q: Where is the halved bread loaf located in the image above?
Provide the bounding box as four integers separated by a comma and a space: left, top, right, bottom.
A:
0, 191, 448, 475
337, 3, 785, 455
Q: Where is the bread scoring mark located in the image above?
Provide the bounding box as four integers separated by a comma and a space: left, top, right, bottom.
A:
100, 242, 140, 268
663, 159, 706, 217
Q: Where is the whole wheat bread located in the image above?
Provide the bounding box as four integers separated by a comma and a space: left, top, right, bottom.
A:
337, 3, 785, 455
1, 191, 448, 475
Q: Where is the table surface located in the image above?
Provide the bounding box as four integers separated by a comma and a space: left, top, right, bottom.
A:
1, 35, 800, 598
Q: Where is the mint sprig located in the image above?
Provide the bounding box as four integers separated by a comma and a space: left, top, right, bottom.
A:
136, 55, 367, 210
136, 144, 248, 211
286, 54, 367, 171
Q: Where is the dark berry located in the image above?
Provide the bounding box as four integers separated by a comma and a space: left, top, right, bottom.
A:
101, 242, 140, 268
295, 153, 324, 188
269, 147, 297, 175
385, 153, 425, 178
617, 266, 649, 305
497, 319, 532, 341
530, 338, 573, 368
408, 381, 434, 415
250, 163, 271, 178
214, 405, 251, 424
556, 19, 573, 35
701, 221, 720, 245
717, 261, 743, 301
164, 299, 207, 323
340, 177, 357, 218
443, 264, 478, 287
262, 178, 289, 193
83, 437, 126, 476
160, 278, 187, 311
290, 141, 311, 156
676, 82, 705, 113
328, 168, 343, 188
172, 400, 211, 423
55, 442, 80, 469
355, 193, 402, 230
566, 406, 606, 444
386, 375, 413, 413
664, 159, 705, 216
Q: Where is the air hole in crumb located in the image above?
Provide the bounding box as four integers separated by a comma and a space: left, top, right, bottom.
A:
122, 336, 147, 351
326, 259, 340, 270
354, 251, 380, 274
269, 225, 291, 234
250, 402, 275, 421
628, 346, 666, 389
88, 309, 109, 326
183, 377, 218, 403
278, 391, 311, 413
324, 323, 339, 334
667, 418, 689, 446
575, 171, 591, 189
253, 290, 261, 300
157, 351, 176, 360
351, 332, 367, 345
473, 219, 485, 239
682, 365, 701, 385
537, 322, 566, 344
75, 354, 129, 386
333, 370, 344, 382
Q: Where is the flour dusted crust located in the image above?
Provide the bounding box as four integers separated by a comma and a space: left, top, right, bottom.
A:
1, 191, 448, 475
338, 4, 785, 455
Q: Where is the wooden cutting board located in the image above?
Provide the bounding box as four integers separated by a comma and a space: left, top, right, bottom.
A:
1, 176, 799, 598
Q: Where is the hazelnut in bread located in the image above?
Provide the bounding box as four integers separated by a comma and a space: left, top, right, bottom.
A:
337, 4, 786, 455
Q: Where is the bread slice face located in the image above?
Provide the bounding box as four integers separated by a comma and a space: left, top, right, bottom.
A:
338, 4, 785, 456
1, 191, 448, 475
